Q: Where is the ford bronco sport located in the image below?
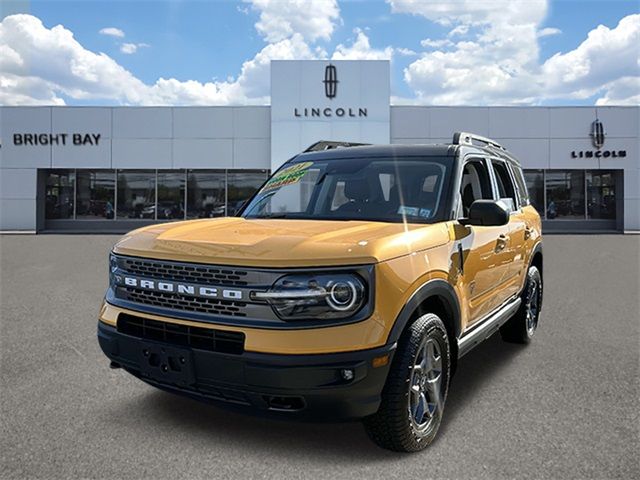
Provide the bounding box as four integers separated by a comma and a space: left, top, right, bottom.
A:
98, 132, 543, 452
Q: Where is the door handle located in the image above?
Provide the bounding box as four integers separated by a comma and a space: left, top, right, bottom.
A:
496, 234, 508, 251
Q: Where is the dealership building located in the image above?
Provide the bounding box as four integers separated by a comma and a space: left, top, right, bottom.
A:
1, 60, 638, 233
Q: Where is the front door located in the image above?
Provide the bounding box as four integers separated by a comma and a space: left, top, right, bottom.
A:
453, 158, 513, 328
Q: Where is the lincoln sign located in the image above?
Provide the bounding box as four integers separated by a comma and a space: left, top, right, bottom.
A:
292, 64, 367, 118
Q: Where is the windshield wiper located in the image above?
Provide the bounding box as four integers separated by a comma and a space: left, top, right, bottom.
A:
250, 213, 291, 219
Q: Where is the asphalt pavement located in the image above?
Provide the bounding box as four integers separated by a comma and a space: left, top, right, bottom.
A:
1, 234, 638, 479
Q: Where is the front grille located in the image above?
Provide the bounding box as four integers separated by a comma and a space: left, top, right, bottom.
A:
118, 313, 245, 355
120, 257, 249, 286
119, 286, 248, 317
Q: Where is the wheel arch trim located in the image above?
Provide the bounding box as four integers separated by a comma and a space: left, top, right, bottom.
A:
387, 279, 462, 344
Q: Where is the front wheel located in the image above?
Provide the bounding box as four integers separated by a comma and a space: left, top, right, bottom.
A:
500, 265, 543, 344
364, 313, 450, 452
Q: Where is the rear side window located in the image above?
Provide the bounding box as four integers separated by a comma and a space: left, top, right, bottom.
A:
491, 160, 517, 212
509, 163, 530, 207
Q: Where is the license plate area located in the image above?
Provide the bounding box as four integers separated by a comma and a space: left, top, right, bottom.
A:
139, 343, 195, 387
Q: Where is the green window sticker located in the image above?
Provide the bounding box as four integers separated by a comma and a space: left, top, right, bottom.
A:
263, 161, 314, 192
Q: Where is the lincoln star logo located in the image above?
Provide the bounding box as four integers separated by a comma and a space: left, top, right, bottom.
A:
590, 119, 605, 149
118, 275, 243, 300
572, 117, 626, 159
323, 64, 338, 99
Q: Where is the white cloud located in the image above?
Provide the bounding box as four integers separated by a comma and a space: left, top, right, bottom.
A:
397, 0, 639, 105
542, 14, 640, 103
245, 0, 340, 42
0, 14, 318, 105
99, 27, 124, 38
120, 42, 150, 55
448, 24, 469, 37
332, 28, 393, 60
387, 0, 547, 26
420, 38, 453, 49
396, 47, 417, 56
595, 77, 640, 105
538, 27, 561, 38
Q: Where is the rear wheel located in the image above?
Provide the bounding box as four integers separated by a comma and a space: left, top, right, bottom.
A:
364, 313, 450, 452
500, 265, 542, 344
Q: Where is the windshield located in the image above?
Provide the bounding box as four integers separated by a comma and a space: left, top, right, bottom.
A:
242, 156, 453, 224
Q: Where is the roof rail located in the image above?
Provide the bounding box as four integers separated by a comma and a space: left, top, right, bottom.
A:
304, 140, 370, 153
452, 132, 505, 151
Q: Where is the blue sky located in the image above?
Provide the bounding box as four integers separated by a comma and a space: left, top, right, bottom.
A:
1, 0, 638, 106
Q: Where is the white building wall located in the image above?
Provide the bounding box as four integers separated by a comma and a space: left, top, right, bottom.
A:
1, 102, 638, 232
270, 60, 390, 170
0, 106, 271, 230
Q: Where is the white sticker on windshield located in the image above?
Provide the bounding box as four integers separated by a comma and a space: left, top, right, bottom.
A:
397, 206, 419, 216
419, 208, 432, 218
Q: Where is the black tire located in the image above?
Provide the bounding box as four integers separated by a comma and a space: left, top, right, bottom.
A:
364, 313, 451, 452
500, 265, 543, 344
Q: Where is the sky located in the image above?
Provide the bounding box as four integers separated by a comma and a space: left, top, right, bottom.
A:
0, 0, 638, 106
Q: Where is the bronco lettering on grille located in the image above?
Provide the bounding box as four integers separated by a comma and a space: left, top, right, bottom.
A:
120, 276, 243, 300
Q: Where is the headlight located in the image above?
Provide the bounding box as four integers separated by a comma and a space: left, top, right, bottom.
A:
252, 273, 366, 320
109, 252, 117, 273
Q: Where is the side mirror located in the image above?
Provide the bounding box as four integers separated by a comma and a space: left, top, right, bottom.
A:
463, 200, 509, 226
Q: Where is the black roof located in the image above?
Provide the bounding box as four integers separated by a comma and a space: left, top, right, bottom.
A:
293, 143, 459, 162
292, 140, 521, 165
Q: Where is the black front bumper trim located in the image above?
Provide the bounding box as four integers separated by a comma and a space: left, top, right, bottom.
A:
97, 321, 395, 421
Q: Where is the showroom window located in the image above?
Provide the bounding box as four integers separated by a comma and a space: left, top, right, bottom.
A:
42, 169, 268, 224
587, 171, 616, 219
76, 170, 115, 220
227, 171, 269, 216
545, 170, 585, 220
157, 171, 185, 220
187, 170, 226, 218
45, 170, 75, 219
116, 170, 156, 220
523, 170, 544, 217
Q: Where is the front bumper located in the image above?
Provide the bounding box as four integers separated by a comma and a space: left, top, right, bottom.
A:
97, 321, 395, 421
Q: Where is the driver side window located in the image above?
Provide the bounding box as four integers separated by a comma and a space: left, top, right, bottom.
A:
460, 159, 493, 217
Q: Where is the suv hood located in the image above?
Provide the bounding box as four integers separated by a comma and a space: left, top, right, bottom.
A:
113, 218, 450, 267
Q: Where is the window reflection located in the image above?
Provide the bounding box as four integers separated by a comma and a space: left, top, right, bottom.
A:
523, 170, 544, 217
545, 170, 585, 220
187, 171, 226, 218
76, 171, 115, 219
45, 171, 75, 219
116, 170, 156, 219
157, 171, 185, 220
227, 171, 268, 215
587, 171, 616, 219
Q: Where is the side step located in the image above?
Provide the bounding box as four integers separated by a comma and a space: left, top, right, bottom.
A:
457, 297, 521, 358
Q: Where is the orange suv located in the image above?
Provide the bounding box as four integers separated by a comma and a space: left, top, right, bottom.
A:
98, 132, 543, 452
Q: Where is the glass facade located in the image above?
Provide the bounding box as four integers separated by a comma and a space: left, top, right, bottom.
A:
523, 170, 544, 216
42, 168, 619, 227
187, 171, 226, 218
523, 169, 620, 222
45, 170, 75, 219
587, 171, 616, 219
116, 170, 156, 219
227, 172, 267, 216
157, 171, 185, 220
44, 169, 268, 222
76, 170, 115, 219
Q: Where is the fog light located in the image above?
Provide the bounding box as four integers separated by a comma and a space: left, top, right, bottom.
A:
341, 368, 354, 381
